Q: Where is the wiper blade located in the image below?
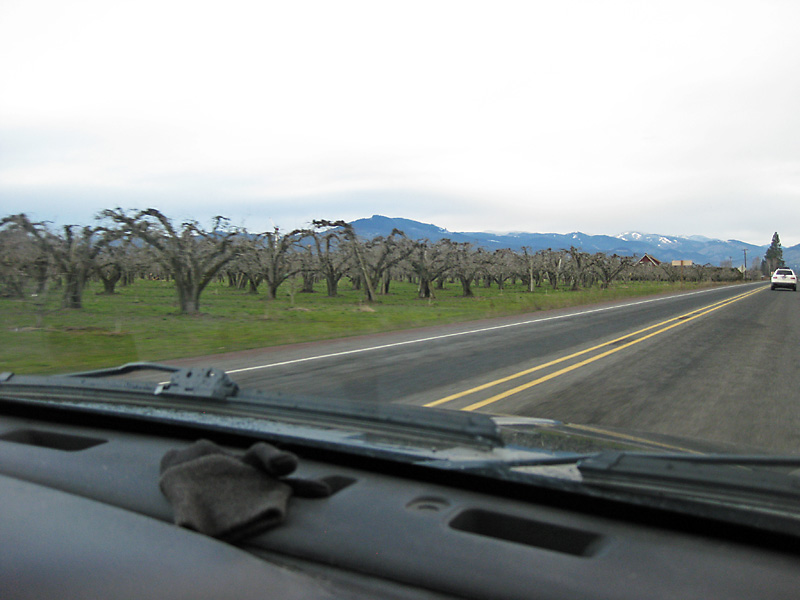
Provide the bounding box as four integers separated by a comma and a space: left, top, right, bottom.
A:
578, 451, 800, 515
582, 452, 800, 467
154, 367, 239, 401
68, 362, 240, 401
420, 450, 800, 475
0, 365, 503, 447
66, 361, 182, 378
1, 366, 239, 402
417, 453, 596, 471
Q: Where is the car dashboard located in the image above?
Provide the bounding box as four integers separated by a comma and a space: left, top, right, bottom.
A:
2, 400, 799, 600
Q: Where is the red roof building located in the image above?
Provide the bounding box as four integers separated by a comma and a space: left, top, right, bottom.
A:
635, 253, 662, 266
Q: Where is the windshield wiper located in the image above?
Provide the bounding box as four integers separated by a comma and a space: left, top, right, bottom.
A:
581, 452, 800, 467
66, 361, 183, 378
0, 365, 504, 448
1, 364, 239, 402
417, 454, 597, 471
422, 450, 800, 475
577, 451, 800, 516
65, 362, 240, 401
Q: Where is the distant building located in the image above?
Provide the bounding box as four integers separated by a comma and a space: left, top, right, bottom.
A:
635, 253, 662, 266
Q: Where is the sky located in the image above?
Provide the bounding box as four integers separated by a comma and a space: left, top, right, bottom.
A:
1, 0, 799, 246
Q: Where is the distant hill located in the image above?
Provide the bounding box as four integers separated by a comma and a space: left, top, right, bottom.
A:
348, 215, 794, 268
784, 245, 800, 269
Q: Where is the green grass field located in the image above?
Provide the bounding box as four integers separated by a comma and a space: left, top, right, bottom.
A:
1, 278, 725, 374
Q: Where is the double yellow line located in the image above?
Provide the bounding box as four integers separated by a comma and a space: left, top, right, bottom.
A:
425, 286, 765, 412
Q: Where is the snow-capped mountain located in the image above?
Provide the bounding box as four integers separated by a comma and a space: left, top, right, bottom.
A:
349, 216, 779, 267
616, 232, 681, 246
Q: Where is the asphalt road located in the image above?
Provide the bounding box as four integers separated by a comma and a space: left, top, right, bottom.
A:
163, 281, 800, 453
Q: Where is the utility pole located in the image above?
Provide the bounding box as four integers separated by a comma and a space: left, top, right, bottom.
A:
743, 249, 747, 281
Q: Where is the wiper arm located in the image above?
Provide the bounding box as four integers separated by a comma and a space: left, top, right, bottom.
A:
417, 453, 597, 471
420, 449, 800, 475
68, 362, 240, 401
0, 364, 503, 447
577, 451, 800, 515
154, 367, 239, 401
66, 361, 182, 378
1, 365, 239, 402
582, 452, 800, 467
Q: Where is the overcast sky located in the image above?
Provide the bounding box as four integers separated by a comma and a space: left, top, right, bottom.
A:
1, 0, 799, 246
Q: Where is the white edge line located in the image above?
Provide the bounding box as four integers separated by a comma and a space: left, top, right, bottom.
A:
225, 284, 763, 375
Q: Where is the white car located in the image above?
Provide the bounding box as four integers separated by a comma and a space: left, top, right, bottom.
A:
771, 268, 797, 291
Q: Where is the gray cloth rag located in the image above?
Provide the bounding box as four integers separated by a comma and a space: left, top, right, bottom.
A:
159, 439, 327, 541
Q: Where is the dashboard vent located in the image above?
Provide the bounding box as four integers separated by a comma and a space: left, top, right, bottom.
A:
0, 429, 107, 451
449, 509, 604, 557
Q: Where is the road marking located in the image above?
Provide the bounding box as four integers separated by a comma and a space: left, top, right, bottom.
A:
567, 424, 704, 454
425, 287, 761, 408
424, 286, 764, 411
461, 287, 763, 411
422, 288, 757, 408
225, 284, 761, 375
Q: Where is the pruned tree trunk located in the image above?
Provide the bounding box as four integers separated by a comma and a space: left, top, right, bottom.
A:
175, 280, 202, 314
266, 280, 281, 300
301, 272, 315, 293
381, 271, 392, 294
247, 275, 261, 294
62, 267, 89, 308
99, 264, 122, 294
325, 274, 341, 296
418, 277, 434, 299
459, 275, 474, 297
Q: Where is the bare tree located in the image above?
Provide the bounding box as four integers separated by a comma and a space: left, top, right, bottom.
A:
565, 246, 593, 290
95, 240, 137, 295
310, 220, 351, 297
221, 251, 248, 289
408, 239, 453, 299
658, 263, 680, 283
593, 253, 634, 289
100, 208, 240, 314
2, 214, 111, 308
254, 227, 305, 300
484, 248, 516, 291
0, 223, 49, 298
688, 263, 711, 282
451, 243, 484, 297
540, 249, 567, 290
360, 229, 412, 298
295, 242, 318, 293
631, 262, 665, 282
517, 247, 543, 292
314, 222, 411, 303
337, 222, 377, 303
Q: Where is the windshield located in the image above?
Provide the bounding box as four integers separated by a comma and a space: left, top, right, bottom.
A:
2, 1, 800, 513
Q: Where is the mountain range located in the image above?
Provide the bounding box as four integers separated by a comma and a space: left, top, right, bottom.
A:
348, 215, 800, 269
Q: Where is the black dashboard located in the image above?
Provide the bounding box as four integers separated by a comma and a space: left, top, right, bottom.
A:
2, 402, 799, 600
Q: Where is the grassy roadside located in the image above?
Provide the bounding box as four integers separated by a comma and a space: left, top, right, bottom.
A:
1, 278, 726, 374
